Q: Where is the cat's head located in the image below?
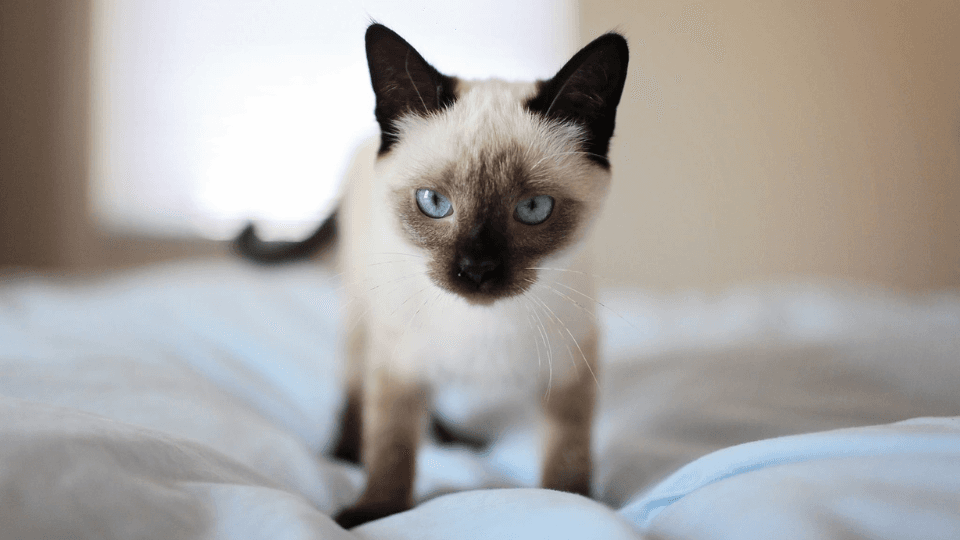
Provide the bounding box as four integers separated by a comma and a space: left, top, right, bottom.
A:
366, 24, 628, 305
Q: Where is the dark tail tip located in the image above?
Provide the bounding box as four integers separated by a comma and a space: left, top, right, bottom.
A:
232, 210, 338, 265
232, 222, 278, 263
234, 223, 258, 251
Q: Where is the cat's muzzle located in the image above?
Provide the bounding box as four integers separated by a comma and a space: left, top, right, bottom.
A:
444, 250, 514, 303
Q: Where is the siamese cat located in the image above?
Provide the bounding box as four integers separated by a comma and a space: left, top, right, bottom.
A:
236, 23, 628, 528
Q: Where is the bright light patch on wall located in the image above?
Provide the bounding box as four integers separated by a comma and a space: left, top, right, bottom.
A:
90, 0, 578, 240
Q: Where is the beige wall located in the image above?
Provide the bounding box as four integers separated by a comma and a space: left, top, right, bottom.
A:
1, 0, 85, 268
583, 0, 960, 291
3, 2, 958, 289
1, 0, 224, 273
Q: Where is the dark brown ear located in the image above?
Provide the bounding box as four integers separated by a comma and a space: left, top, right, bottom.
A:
526, 33, 629, 168
365, 24, 458, 154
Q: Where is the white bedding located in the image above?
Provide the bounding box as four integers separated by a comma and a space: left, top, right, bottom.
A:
1, 261, 958, 539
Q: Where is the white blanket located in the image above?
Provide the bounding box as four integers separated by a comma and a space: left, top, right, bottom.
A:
1, 261, 958, 539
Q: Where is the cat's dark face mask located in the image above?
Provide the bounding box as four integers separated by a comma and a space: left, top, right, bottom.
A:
393, 148, 585, 306
370, 24, 628, 305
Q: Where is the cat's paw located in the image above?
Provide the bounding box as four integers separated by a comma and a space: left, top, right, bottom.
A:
334, 500, 410, 529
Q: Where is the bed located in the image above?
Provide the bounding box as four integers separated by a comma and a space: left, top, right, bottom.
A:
1, 260, 958, 539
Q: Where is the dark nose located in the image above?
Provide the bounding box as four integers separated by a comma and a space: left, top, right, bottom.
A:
458, 255, 500, 285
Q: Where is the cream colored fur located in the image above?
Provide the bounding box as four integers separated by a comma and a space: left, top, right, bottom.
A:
338, 79, 609, 392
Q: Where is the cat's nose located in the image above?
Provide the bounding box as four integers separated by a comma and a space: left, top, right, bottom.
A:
457, 256, 500, 285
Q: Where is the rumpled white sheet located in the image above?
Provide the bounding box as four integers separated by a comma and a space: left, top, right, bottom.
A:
0, 261, 958, 539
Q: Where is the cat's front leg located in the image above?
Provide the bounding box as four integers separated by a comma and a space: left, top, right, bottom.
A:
334, 368, 427, 529
332, 316, 366, 464
540, 331, 597, 497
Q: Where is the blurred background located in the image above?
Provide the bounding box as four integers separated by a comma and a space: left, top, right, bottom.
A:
1, 0, 958, 292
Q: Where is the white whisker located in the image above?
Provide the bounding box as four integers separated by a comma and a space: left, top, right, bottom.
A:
340, 271, 424, 335
520, 295, 545, 385
534, 280, 596, 320
366, 271, 421, 292
562, 322, 598, 388
525, 266, 611, 284
390, 284, 431, 316
369, 252, 425, 259
540, 277, 642, 333
523, 285, 579, 378
365, 259, 419, 268
525, 280, 599, 389
391, 287, 439, 359
527, 294, 555, 401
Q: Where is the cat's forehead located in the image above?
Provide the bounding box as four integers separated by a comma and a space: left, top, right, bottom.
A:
388, 79, 593, 191
454, 78, 535, 104
448, 80, 581, 155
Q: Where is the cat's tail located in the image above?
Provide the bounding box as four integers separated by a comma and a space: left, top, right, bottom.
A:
233, 209, 338, 264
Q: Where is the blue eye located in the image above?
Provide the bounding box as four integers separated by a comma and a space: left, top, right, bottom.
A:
514, 195, 554, 225
416, 188, 453, 218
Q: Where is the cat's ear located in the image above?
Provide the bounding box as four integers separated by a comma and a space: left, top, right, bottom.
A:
365, 24, 458, 154
526, 33, 629, 167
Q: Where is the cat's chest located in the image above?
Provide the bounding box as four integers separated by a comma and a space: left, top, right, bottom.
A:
367, 281, 593, 389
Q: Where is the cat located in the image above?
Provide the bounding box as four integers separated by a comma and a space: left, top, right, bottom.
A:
236, 23, 628, 528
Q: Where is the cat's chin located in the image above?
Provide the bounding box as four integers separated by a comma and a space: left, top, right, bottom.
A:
434, 277, 532, 307
454, 290, 518, 307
